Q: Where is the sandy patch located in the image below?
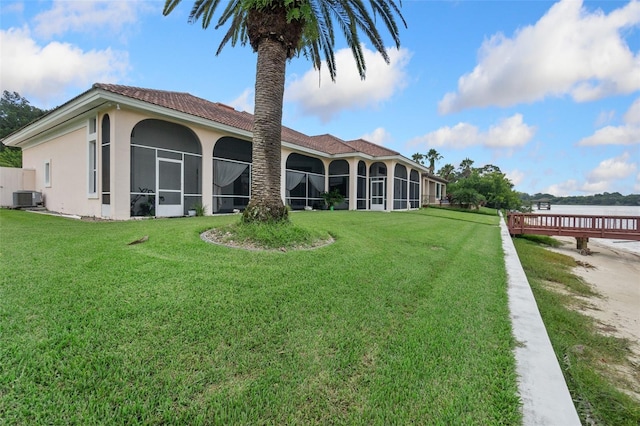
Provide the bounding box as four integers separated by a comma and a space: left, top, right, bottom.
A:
547, 236, 640, 399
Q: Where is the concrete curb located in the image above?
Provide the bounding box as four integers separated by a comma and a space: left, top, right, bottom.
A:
499, 214, 581, 425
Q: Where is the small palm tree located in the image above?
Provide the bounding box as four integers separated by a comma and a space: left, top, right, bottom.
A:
437, 163, 455, 181
426, 148, 442, 174
411, 152, 424, 165
164, 0, 406, 223
459, 157, 474, 178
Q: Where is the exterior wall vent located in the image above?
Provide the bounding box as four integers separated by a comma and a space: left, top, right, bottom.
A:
12, 191, 43, 208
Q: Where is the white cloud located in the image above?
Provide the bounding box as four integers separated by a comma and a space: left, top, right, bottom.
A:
595, 109, 616, 127
545, 153, 638, 195
438, 0, 640, 114
285, 45, 411, 122
586, 152, 637, 181
505, 169, 525, 187
1, 2, 23, 15
544, 180, 579, 197
623, 97, 640, 124
409, 113, 535, 151
410, 122, 480, 149
33, 0, 152, 39
580, 180, 610, 193
577, 97, 640, 146
0, 27, 129, 105
229, 88, 254, 113
576, 125, 640, 146
360, 127, 392, 146
635, 173, 640, 192
485, 114, 536, 148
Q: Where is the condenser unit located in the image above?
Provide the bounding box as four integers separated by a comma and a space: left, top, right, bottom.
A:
13, 191, 43, 208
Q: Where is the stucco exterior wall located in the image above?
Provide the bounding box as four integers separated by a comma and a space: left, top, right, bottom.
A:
100, 107, 229, 219
21, 125, 103, 217
16, 103, 427, 219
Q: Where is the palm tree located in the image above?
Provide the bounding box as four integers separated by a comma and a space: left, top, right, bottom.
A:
411, 152, 424, 165
426, 148, 442, 174
459, 157, 474, 178
437, 163, 455, 181
164, 0, 406, 222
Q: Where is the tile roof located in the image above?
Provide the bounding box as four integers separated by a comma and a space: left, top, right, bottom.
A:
346, 138, 399, 157
93, 83, 403, 160
95, 83, 255, 133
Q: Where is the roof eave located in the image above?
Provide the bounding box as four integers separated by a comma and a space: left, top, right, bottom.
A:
2, 87, 255, 147
2, 90, 110, 147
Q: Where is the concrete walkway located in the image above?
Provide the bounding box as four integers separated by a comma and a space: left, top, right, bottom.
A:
499, 214, 581, 425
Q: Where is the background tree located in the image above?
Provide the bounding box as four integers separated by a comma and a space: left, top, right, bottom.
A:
411, 152, 424, 165
164, 0, 405, 223
0, 91, 48, 167
458, 157, 474, 178
447, 172, 485, 209
447, 168, 520, 210
426, 148, 442, 174
437, 163, 455, 182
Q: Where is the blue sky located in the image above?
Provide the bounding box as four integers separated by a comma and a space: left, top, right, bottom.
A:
1, 0, 639, 196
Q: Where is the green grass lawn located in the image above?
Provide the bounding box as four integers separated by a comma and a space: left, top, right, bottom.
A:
1, 208, 521, 424
514, 236, 640, 426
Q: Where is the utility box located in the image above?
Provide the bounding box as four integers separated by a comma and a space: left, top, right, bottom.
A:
1, 167, 36, 207
12, 190, 43, 208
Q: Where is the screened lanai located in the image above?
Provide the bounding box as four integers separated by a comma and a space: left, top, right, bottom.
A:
357, 161, 367, 209
286, 153, 325, 210
369, 162, 387, 210
328, 160, 349, 210
130, 119, 202, 217
212, 137, 252, 213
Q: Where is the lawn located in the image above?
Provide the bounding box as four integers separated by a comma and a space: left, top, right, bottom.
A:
514, 236, 640, 425
0, 208, 521, 424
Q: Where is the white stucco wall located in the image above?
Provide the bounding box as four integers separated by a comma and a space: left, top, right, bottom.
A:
17, 103, 426, 219
21, 124, 104, 217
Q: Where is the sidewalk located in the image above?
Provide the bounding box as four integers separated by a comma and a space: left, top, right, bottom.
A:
499, 214, 581, 425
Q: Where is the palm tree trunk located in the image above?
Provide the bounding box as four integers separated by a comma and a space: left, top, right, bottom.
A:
243, 37, 289, 223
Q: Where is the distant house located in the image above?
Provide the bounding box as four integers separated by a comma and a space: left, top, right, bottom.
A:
2, 83, 445, 219
422, 172, 448, 206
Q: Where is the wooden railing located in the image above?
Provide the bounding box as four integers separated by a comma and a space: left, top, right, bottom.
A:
507, 213, 640, 241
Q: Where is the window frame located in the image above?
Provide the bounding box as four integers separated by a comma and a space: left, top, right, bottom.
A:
44, 159, 51, 187
87, 116, 98, 198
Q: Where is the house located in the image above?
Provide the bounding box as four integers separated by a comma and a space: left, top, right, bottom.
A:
422, 172, 448, 206
2, 83, 446, 219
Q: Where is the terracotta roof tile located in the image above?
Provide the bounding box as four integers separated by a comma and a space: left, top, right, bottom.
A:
346, 139, 399, 157
93, 83, 400, 159
95, 83, 255, 132
307, 134, 357, 154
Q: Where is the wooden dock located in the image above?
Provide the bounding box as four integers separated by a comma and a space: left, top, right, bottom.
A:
535, 200, 551, 210
507, 213, 640, 250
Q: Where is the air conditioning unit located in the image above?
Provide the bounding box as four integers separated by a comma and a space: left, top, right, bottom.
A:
13, 191, 43, 208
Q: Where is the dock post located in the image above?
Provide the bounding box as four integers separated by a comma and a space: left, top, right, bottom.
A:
576, 237, 589, 250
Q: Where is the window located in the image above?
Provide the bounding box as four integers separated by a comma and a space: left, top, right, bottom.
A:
87, 117, 97, 197
44, 160, 51, 187
88, 140, 97, 195
102, 115, 110, 204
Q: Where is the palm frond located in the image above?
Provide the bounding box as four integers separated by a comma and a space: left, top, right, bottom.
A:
165, 0, 406, 79
163, 0, 183, 16
216, 9, 249, 55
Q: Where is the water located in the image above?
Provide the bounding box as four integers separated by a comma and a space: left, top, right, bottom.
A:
532, 205, 640, 255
